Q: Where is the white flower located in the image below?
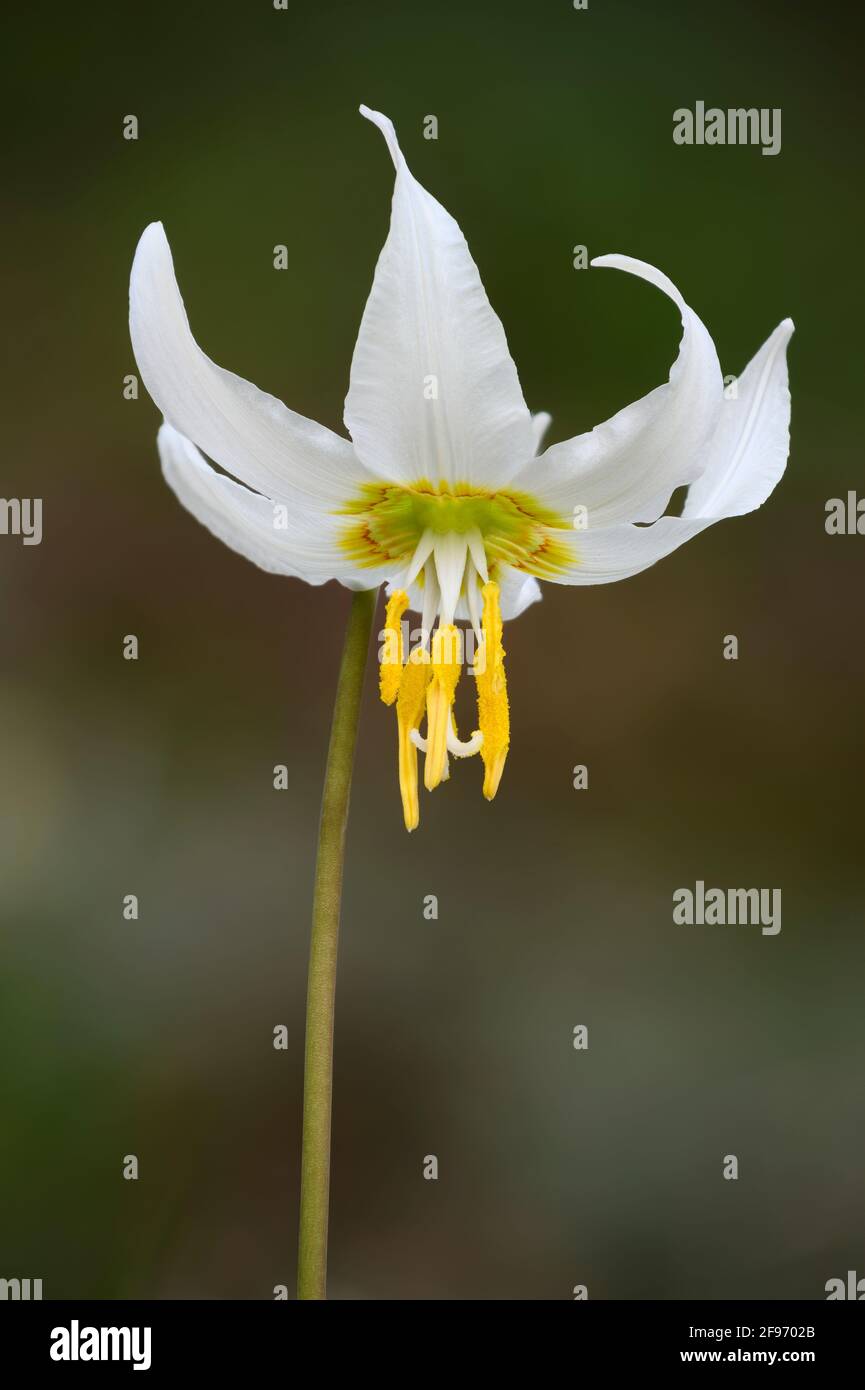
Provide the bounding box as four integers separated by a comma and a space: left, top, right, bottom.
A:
129, 105, 793, 831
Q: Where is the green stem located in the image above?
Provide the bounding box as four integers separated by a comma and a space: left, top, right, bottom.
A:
297, 586, 377, 1300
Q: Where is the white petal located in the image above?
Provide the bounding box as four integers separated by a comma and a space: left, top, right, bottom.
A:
130, 222, 371, 508
548, 319, 793, 585
682, 318, 794, 520
345, 107, 534, 488
158, 423, 383, 589
510, 256, 723, 527
496, 567, 543, 619
531, 411, 552, 455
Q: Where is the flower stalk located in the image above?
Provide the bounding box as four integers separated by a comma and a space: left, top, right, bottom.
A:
297, 586, 377, 1300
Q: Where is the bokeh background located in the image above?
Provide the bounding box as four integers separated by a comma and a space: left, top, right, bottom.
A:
2, 0, 862, 1299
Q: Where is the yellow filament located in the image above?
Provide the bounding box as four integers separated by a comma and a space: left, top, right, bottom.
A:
474, 582, 509, 800
424, 625, 461, 791
379, 589, 409, 706
395, 647, 431, 831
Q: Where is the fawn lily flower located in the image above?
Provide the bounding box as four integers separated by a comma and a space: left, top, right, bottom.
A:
129, 105, 793, 832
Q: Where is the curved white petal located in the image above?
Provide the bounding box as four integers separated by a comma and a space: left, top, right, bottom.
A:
531, 411, 552, 455
682, 318, 794, 520
130, 222, 370, 509
346, 106, 534, 488
547, 318, 793, 585
510, 255, 724, 527
158, 423, 384, 589
496, 567, 543, 618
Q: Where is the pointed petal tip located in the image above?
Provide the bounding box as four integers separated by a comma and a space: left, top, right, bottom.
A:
589, 253, 688, 310
358, 104, 399, 163
135, 220, 168, 255
590, 253, 642, 272
755, 316, 795, 364
358, 102, 388, 123
130, 222, 172, 298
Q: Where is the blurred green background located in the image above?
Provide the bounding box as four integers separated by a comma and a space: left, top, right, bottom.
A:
2, 0, 862, 1299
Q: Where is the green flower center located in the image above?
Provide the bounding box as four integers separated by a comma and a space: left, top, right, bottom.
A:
337, 480, 573, 578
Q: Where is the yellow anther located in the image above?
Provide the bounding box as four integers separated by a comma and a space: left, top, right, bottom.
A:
424, 625, 461, 791
474, 582, 509, 800
396, 647, 431, 831
379, 589, 409, 706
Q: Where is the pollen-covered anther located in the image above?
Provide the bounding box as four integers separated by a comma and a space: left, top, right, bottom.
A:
395, 646, 431, 832
379, 589, 409, 706
474, 581, 510, 800
424, 624, 461, 791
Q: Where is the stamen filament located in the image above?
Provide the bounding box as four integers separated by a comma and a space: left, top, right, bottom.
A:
405, 528, 436, 587
420, 563, 440, 648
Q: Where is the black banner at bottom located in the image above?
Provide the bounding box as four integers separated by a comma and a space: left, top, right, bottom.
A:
1, 1299, 860, 1374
